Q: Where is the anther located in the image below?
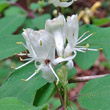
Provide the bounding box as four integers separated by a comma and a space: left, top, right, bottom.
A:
35, 70, 39, 73
40, 40, 42, 46
86, 43, 89, 48
98, 48, 103, 51
19, 57, 23, 61
21, 79, 27, 82
86, 31, 90, 33
91, 33, 95, 35
11, 66, 15, 69
16, 42, 22, 44
56, 80, 59, 85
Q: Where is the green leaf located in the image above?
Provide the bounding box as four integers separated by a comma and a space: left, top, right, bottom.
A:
4, 6, 27, 16
0, 3, 9, 12
0, 63, 47, 104
32, 14, 51, 29
78, 75, 110, 110
75, 51, 99, 70
0, 15, 26, 35
67, 102, 77, 110
68, 67, 77, 80
92, 17, 110, 26
49, 97, 61, 110
34, 83, 55, 106
0, 35, 25, 60
0, 97, 39, 110
0, 0, 18, 4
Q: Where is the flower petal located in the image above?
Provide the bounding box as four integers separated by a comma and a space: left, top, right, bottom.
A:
28, 30, 55, 62
49, 0, 75, 7
22, 28, 37, 59
41, 65, 55, 83
66, 60, 74, 70
66, 14, 79, 46
45, 15, 66, 57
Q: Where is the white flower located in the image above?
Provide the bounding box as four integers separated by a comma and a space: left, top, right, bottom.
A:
65, 14, 98, 56
48, 0, 76, 7
45, 15, 66, 57
45, 14, 98, 69
16, 29, 59, 83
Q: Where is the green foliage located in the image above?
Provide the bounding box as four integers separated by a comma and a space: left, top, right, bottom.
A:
0, 97, 39, 110
0, 3, 9, 12
0, 0, 18, 4
34, 83, 54, 106
0, 15, 26, 35
0, 63, 47, 104
78, 75, 110, 110
32, 14, 51, 29
4, 6, 27, 16
0, 35, 25, 60
92, 18, 110, 26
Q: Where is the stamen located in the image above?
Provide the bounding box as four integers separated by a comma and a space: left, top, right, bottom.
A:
21, 71, 36, 82
15, 59, 34, 70
49, 63, 59, 83
21, 64, 43, 81
74, 48, 86, 53
77, 33, 94, 45
77, 31, 89, 42
18, 53, 27, 56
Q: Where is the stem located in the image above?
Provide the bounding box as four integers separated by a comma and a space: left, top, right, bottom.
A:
69, 74, 108, 83
54, 82, 64, 106
57, 7, 60, 16
64, 84, 67, 110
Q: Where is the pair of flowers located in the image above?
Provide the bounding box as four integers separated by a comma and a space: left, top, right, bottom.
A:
16, 14, 98, 83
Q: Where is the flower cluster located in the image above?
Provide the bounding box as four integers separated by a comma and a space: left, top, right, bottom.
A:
16, 1, 98, 83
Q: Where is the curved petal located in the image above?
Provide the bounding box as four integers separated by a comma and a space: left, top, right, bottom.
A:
66, 14, 79, 48
41, 65, 55, 83
53, 50, 76, 65
45, 15, 66, 57
22, 28, 37, 59
28, 30, 55, 62
66, 60, 74, 70
49, 0, 75, 7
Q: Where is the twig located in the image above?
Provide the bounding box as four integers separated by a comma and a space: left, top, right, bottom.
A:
69, 74, 108, 83
54, 82, 64, 106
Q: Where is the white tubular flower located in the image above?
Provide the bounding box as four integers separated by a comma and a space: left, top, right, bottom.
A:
45, 15, 66, 57
48, 0, 76, 7
46, 14, 98, 69
16, 29, 59, 83
64, 14, 98, 57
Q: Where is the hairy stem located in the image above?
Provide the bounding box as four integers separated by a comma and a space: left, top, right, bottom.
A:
69, 74, 108, 83
54, 82, 64, 106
